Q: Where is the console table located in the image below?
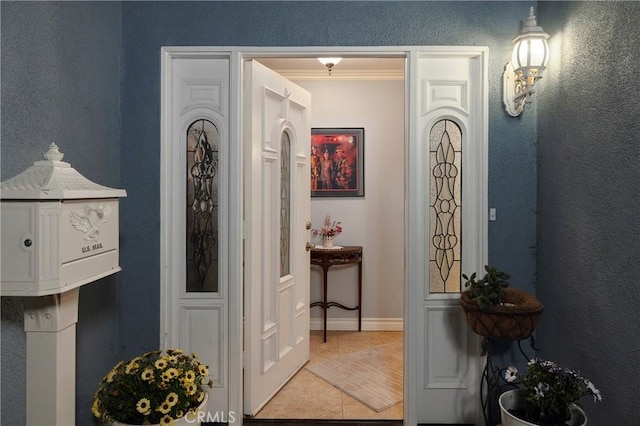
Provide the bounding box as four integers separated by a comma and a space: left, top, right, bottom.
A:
310, 245, 363, 342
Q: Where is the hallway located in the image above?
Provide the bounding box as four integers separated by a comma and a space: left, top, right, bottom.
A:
254, 331, 403, 420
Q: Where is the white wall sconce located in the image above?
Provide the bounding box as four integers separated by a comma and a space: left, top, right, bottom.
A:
318, 57, 342, 75
503, 7, 550, 116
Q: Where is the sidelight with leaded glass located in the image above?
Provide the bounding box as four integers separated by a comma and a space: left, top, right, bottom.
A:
429, 119, 462, 293
186, 119, 219, 293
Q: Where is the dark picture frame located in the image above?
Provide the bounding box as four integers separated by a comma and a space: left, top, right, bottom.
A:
310, 128, 364, 197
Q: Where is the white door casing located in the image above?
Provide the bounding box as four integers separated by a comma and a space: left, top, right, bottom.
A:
160, 47, 487, 425
243, 60, 312, 415
406, 49, 488, 424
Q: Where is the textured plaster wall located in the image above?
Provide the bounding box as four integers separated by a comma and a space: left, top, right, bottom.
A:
1, 2, 122, 425
119, 0, 539, 357
2, 1, 542, 424
536, 2, 640, 424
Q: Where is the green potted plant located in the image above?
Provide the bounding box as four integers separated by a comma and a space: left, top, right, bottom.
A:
460, 265, 543, 339
499, 358, 602, 425
92, 349, 213, 426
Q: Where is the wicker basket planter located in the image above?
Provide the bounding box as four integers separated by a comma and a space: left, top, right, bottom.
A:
460, 288, 543, 339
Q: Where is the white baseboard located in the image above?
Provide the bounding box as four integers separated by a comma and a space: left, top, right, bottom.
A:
309, 317, 403, 331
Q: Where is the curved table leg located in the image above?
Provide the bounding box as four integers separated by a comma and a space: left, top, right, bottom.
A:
322, 265, 329, 342
358, 261, 362, 332
309, 247, 363, 343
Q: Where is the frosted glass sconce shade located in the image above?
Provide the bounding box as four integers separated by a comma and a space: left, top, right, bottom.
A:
503, 7, 550, 116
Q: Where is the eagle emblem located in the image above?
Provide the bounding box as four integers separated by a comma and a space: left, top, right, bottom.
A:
69, 204, 112, 241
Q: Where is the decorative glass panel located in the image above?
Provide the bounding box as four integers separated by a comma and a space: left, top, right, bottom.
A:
429, 120, 462, 293
280, 132, 291, 277
186, 119, 219, 292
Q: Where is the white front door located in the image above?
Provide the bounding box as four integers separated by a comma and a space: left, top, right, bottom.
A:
243, 59, 312, 415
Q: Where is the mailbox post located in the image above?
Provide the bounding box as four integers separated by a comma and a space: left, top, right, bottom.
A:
1, 144, 126, 425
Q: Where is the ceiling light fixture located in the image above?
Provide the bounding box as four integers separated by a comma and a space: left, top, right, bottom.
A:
503, 7, 550, 116
318, 57, 342, 75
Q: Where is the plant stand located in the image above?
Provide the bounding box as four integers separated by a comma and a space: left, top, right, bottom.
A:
480, 336, 538, 426
460, 289, 543, 339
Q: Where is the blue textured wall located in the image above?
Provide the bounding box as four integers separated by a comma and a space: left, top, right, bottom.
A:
2, 1, 541, 424
536, 2, 640, 424
118, 0, 538, 356
1, 2, 122, 425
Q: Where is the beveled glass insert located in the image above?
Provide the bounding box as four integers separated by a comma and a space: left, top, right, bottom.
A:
429, 120, 462, 293
186, 119, 219, 293
280, 132, 291, 277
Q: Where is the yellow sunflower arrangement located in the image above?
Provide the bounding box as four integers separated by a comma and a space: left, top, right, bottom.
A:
92, 349, 213, 425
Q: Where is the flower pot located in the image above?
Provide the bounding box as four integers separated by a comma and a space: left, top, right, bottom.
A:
460, 288, 543, 339
110, 394, 208, 426
322, 236, 334, 248
499, 389, 587, 426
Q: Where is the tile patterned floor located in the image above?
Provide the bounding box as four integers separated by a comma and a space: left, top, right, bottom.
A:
254, 331, 403, 420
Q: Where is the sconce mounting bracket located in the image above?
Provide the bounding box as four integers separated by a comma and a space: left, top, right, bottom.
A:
503, 62, 526, 117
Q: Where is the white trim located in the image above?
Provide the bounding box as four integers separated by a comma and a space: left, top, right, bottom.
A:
405, 50, 420, 426
159, 48, 172, 350
227, 50, 244, 425
309, 317, 404, 332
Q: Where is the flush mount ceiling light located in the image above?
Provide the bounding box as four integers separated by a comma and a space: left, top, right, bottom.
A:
318, 57, 342, 75
503, 7, 550, 116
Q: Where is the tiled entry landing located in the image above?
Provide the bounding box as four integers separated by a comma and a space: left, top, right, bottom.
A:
253, 331, 403, 421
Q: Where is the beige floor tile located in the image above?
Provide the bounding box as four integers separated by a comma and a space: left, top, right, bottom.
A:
340, 388, 404, 419
268, 374, 343, 406
253, 331, 404, 420
310, 331, 340, 351
337, 331, 402, 354
342, 401, 404, 420
255, 403, 343, 419
307, 349, 341, 366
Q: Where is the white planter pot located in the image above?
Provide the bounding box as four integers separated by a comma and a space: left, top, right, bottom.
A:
110, 394, 208, 426
499, 390, 587, 426
322, 236, 334, 248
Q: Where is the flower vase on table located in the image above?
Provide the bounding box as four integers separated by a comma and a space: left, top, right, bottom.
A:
312, 214, 342, 249
322, 236, 334, 248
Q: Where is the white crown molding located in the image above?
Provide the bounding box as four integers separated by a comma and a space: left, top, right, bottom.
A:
271, 68, 404, 81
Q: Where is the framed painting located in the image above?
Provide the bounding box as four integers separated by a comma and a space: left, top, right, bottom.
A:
310, 128, 364, 197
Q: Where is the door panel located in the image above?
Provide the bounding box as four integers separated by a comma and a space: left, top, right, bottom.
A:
243, 60, 311, 415
161, 54, 231, 414
407, 50, 488, 424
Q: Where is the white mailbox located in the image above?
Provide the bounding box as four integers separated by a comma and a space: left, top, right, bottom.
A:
1, 144, 127, 296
